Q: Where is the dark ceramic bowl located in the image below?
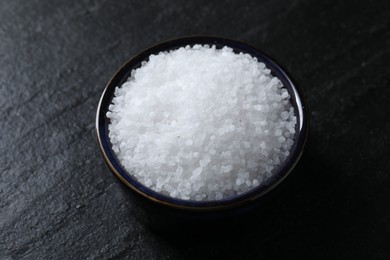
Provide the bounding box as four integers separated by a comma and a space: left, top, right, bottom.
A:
96, 36, 308, 228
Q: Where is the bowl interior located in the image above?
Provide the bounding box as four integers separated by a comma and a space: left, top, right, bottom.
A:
96, 36, 308, 209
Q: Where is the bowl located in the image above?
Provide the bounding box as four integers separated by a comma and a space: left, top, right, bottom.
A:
96, 36, 309, 230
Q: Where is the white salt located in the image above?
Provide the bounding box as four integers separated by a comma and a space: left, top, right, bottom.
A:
107, 45, 296, 201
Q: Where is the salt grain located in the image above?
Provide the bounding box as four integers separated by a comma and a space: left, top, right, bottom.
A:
107, 45, 296, 201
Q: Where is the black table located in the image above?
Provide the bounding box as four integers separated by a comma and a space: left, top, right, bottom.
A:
1, 0, 389, 259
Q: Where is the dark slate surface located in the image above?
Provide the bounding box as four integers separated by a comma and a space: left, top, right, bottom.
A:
1, 0, 389, 259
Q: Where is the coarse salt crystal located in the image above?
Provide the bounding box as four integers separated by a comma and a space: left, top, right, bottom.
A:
107, 45, 296, 201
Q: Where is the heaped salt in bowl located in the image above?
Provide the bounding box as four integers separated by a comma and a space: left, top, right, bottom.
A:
107, 45, 297, 201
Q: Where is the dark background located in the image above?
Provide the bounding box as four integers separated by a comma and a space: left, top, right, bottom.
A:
1, 0, 389, 259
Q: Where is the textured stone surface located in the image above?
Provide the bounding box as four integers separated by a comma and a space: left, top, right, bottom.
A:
1, 0, 389, 259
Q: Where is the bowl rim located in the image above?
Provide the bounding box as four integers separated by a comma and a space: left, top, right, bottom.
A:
96, 35, 309, 211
